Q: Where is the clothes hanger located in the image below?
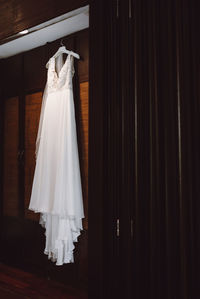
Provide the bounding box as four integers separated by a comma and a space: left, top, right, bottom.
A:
46, 39, 80, 68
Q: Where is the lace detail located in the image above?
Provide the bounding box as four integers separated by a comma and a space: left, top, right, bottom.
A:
47, 55, 74, 93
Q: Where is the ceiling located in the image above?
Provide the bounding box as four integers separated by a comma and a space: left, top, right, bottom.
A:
0, 5, 89, 59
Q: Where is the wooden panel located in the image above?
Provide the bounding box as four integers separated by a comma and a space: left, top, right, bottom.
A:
76, 30, 89, 82
3, 97, 19, 217
79, 81, 88, 230
24, 92, 42, 221
88, 2, 105, 298
0, 0, 89, 41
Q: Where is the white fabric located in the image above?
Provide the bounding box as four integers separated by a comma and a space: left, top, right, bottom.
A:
29, 52, 84, 266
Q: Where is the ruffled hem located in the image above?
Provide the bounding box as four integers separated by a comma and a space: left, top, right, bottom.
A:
38, 212, 83, 266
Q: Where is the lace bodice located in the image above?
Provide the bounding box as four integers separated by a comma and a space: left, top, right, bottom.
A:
46, 53, 75, 93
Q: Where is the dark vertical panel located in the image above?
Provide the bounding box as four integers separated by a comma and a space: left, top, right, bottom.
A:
175, 1, 200, 297
146, 1, 160, 297
1, 55, 22, 98
0, 61, 4, 238
132, 0, 139, 296
175, 1, 187, 297
131, 1, 152, 297
126, 0, 200, 298
190, 2, 200, 298
104, 0, 121, 298
89, 1, 104, 298
24, 46, 46, 93
158, 2, 180, 298
18, 91, 25, 219
3, 97, 19, 217
119, 1, 134, 298
89, 0, 125, 297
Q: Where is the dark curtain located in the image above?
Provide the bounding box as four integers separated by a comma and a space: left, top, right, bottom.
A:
90, 0, 200, 298
120, 0, 200, 298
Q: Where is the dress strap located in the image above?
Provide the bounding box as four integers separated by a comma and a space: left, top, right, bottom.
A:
46, 57, 54, 69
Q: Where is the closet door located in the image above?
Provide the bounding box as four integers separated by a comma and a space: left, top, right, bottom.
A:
119, 1, 200, 298
89, 1, 122, 298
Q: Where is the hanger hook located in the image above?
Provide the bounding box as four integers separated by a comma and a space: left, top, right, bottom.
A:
60, 39, 64, 46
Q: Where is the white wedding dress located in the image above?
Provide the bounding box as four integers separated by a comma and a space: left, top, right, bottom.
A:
28, 51, 84, 266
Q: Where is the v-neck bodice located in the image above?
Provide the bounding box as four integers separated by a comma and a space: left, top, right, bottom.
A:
53, 52, 71, 78
46, 52, 75, 93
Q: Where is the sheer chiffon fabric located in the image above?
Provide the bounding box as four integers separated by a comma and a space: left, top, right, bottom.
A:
29, 52, 84, 265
